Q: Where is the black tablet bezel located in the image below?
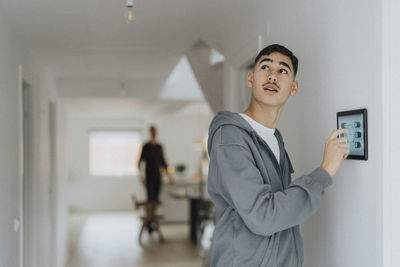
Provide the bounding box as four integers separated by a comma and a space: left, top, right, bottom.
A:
336, 108, 368, 160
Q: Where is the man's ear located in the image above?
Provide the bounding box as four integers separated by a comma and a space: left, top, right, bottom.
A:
246, 71, 254, 88
290, 80, 299, 96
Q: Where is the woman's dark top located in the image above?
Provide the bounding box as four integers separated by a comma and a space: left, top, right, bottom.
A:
139, 142, 167, 175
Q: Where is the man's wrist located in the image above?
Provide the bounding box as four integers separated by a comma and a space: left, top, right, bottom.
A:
311, 168, 333, 188
320, 164, 333, 178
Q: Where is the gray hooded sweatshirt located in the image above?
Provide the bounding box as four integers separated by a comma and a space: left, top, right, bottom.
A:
207, 111, 332, 267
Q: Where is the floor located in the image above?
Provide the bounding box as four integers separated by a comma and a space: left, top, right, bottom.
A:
67, 212, 204, 267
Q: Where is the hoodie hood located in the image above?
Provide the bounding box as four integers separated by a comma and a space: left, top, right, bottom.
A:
207, 111, 253, 154
207, 110, 284, 154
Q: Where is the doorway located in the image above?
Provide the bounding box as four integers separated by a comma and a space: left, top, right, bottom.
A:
22, 80, 36, 267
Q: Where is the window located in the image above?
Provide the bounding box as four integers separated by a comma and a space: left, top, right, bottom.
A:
209, 48, 225, 65
89, 131, 141, 177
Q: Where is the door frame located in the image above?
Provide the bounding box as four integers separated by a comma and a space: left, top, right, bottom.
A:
18, 64, 24, 267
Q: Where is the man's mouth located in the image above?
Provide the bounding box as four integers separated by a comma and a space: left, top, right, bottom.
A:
263, 84, 279, 93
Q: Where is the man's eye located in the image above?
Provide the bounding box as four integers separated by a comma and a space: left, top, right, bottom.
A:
261, 65, 269, 70
279, 69, 288, 74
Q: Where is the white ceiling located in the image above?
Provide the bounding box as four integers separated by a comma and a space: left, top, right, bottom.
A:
0, 0, 238, 81
64, 98, 212, 119
0, 0, 248, 110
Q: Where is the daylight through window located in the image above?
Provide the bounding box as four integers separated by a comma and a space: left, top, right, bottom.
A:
89, 131, 141, 177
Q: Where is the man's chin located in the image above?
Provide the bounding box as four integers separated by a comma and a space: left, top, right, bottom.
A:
254, 97, 283, 107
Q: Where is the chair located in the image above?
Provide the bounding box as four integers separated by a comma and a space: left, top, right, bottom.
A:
131, 195, 165, 244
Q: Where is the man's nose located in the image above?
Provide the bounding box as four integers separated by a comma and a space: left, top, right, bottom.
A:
267, 72, 277, 82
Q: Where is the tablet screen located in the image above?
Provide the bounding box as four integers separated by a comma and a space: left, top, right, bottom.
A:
337, 109, 368, 160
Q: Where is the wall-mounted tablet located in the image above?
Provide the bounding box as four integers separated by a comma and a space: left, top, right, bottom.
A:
337, 108, 368, 160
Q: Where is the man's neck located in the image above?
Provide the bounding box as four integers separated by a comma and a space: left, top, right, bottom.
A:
150, 138, 157, 145
243, 102, 283, 129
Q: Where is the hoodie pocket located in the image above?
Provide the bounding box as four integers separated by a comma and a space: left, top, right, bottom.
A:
233, 213, 273, 267
259, 233, 276, 267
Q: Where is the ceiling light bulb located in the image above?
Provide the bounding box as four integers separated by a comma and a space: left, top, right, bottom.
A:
127, 10, 133, 22
125, 0, 134, 23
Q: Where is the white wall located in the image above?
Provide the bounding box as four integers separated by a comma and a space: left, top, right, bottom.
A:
66, 114, 145, 212
36, 68, 57, 267
382, 0, 400, 265
65, 101, 212, 212
221, 0, 383, 266
22, 66, 56, 267
0, 10, 57, 267
0, 12, 24, 267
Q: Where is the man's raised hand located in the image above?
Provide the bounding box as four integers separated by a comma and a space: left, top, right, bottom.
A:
320, 129, 350, 177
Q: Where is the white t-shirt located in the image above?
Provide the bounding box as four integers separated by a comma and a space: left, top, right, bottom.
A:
240, 113, 280, 164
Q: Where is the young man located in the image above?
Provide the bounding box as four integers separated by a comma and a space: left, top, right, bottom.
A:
207, 44, 349, 266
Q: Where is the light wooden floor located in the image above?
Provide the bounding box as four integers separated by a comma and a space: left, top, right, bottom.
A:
67, 212, 203, 267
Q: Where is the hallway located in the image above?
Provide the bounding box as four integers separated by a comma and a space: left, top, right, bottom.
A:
1, 1, 400, 267
67, 212, 203, 267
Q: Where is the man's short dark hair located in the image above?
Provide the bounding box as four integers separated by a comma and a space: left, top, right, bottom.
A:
254, 44, 298, 76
